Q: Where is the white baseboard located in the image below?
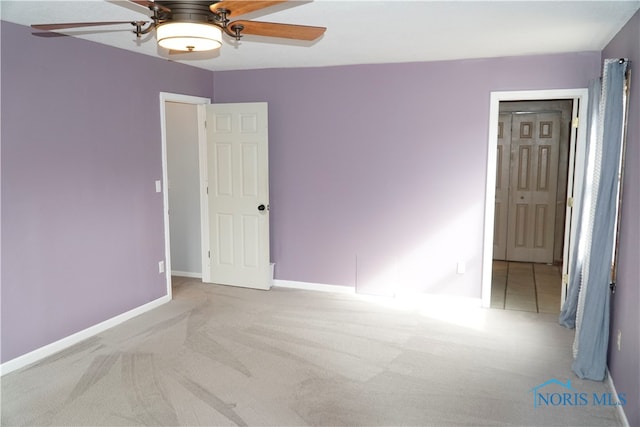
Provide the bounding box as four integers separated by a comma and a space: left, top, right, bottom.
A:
395, 291, 483, 308
0, 294, 171, 376
272, 279, 482, 308
273, 279, 356, 294
606, 367, 630, 427
171, 270, 202, 278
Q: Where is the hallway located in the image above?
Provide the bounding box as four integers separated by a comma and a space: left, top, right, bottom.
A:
490, 261, 562, 313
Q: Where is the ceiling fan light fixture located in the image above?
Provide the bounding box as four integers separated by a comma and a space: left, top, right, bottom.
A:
156, 22, 222, 52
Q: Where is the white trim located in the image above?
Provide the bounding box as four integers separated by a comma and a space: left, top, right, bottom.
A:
197, 104, 211, 283
607, 368, 630, 427
273, 280, 483, 308
273, 279, 356, 294
171, 271, 203, 278
159, 92, 211, 298
482, 89, 588, 308
396, 292, 483, 308
0, 295, 170, 376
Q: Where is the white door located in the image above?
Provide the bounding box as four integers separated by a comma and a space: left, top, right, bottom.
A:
205, 103, 270, 290
493, 113, 511, 260
506, 112, 561, 263
561, 101, 582, 306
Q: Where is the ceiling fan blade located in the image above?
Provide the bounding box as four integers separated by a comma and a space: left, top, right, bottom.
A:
31, 21, 142, 31
128, 0, 171, 13
228, 20, 326, 40
210, 1, 288, 18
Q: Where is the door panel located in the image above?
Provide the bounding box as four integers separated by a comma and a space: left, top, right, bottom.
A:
206, 103, 270, 290
514, 203, 528, 247
506, 112, 561, 263
216, 213, 234, 264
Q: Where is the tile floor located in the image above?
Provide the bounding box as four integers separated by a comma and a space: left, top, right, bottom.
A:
490, 260, 562, 313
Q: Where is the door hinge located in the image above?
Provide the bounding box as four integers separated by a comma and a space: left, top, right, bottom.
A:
567, 197, 574, 208
562, 274, 569, 285
208, 250, 211, 258
572, 117, 579, 128
204, 120, 207, 128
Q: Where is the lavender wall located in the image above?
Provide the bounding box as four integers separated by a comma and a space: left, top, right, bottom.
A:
1, 21, 213, 363
602, 10, 640, 427
213, 52, 600, 297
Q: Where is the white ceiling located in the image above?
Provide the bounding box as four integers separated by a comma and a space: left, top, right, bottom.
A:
2, 0, 639, 71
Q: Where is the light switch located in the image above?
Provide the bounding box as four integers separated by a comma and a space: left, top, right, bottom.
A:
155, 180, 162, 193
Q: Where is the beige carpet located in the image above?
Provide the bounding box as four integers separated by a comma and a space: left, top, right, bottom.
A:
1, 277, 623, 426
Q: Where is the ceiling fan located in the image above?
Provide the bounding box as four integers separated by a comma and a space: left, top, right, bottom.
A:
31, 0, 326, 53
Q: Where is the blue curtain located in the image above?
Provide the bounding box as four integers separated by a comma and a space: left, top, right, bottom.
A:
561, 59, 629, 381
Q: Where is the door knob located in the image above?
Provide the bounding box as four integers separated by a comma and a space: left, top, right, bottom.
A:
258, 204, 266, 211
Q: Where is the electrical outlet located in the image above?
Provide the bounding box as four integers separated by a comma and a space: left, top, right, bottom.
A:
617, 330, 622, 351
457, 261, 466, 275
159, 260, 165, 274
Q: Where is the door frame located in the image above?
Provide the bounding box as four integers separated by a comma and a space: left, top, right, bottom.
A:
481, 88, 589, 308
159, 92, 211, 297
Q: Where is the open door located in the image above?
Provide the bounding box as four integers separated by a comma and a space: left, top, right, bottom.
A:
204, 102, 271, 290
560, 99, 584, 307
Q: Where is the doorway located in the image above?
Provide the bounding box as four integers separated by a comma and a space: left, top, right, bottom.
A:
160, 95, 272, 293
165, 101, 204, 278
481, 89, 589, 310
492, 100, 573, 312
494, 101, 573, 265
160, 92, 211, 298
